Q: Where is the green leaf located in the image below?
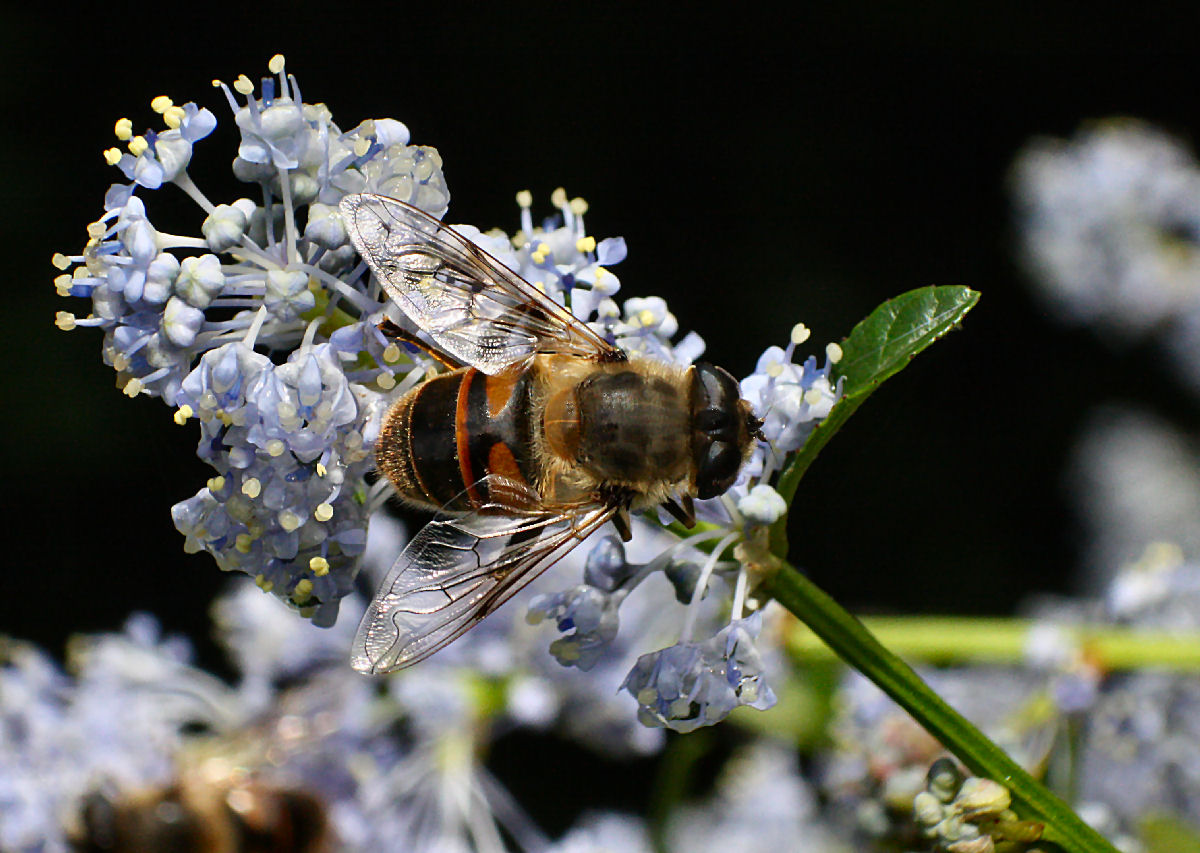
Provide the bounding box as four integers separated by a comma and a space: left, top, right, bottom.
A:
770, 286, 978, 551
834, 284, 980, 397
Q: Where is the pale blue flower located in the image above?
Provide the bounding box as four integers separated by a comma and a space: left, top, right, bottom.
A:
622, 613, 776, 733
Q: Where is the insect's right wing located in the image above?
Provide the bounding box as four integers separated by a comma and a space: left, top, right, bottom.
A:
352, 478, 616, 674
340, 193, 623, 374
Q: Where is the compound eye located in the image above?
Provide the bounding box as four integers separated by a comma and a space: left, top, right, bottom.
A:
694, 408, 733, 437
697, 441, 741, 499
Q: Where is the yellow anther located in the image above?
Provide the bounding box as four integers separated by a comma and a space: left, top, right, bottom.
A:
790, 323, 810, 345
516, 189, 533, 208
638, 309, 656, 327
211, 79, 222, 88
55, 311, 76, 331
123, 377, 144, 397
235, 533, 254, 553
536, 242, 550, 254
309, 556, 330, 576
293, 578, 313, 599
550, 187, 568, 208
174, 404, 194, 425
595, 266, 608, 280
765, 361, 784, 378
569, 197, 589, 216
128, 136, 148, 157
103, 147, 122, 166
255, 574, 274, 592
510, 230, 527, 249
54, 274, 72, 297
242, 478, 262, 499
162, 105, 185, 129
150, 95, 173, 113
382, 342, 402, 363
314, 503, 334, 522
268, 54, 286, 74
315, 463, 327, 477
804, 388, 826, 405
531, 250, 547, 265
826, 342, 843, 364
51, 253, 72, 270
278, 510, 302, 532
114, 118, 133, 140
532, 280, 546, 293
86, 221, 106, 239
266, 439, 286, 457
111, 353, 130, 371
353, 137, 370, 157
377, 372, 396, 390
576, 236, 596, 254
206, 475, 226, 492
234, 75, 254, 95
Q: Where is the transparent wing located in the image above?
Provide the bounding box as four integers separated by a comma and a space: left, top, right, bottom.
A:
352, 478, 615, 674
340, 193, 622, 374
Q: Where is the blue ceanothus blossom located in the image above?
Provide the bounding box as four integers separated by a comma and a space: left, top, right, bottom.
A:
56, 55, 841, 732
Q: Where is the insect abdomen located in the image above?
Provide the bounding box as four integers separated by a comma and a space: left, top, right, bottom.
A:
376, 367, 536, 509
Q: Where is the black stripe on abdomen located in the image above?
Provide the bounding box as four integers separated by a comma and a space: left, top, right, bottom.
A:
407, 371, 466, 507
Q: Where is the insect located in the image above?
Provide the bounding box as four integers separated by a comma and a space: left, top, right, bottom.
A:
72, 767, 329, 852
340, 193, 763, 674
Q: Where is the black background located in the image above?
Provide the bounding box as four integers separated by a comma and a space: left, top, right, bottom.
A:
7, 1, 1200, 769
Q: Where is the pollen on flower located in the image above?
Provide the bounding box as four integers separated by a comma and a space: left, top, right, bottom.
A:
269, 54, 287, 74
266, 439, 286, 457
123, 378, 144, 397
516, 189, 533, 208
293, 578, 313, 599
86, 221, 106, 239
382, 343, 402, 363
113, 117, 133, 140
309, 556, 330, 576
576, 236, 597, 253
242, 478, 262, 499
128, 136, 148, 156
162, 106, 185, 129
791, 323, 811, 345
255, 574, 273, 592
314, 503, 334, 522
54, 274, 72, 296
551, 187, 568, 208
235, 533, 254, 553
316, 463, 327, 477
174, 405, 194, 425
377, 372, 396, 390
353, 137, 371, 158
278, 510, 303, 532
206, 476, 225, 492
803, 388, 826, 405
233, 74, 254, 95
569, 197, 589, 216
150, 95, 173, 114
103, 147, 122, 166
826, 342, 843, 363
51, 253, 71, 270
765, 361, 784, 378
55, 311, 76, 331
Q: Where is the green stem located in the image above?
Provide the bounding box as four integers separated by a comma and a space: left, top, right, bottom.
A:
762, 562, 1120, 853
782, 615, 1200, 670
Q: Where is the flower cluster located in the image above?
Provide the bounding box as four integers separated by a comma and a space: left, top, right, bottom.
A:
57, 55, 844, 735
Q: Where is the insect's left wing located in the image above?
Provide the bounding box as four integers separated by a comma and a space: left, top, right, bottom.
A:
352, 480, 616, 674
340, 193, 623, 374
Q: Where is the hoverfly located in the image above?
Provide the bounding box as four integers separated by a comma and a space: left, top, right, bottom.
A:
340, 193, 762, 674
